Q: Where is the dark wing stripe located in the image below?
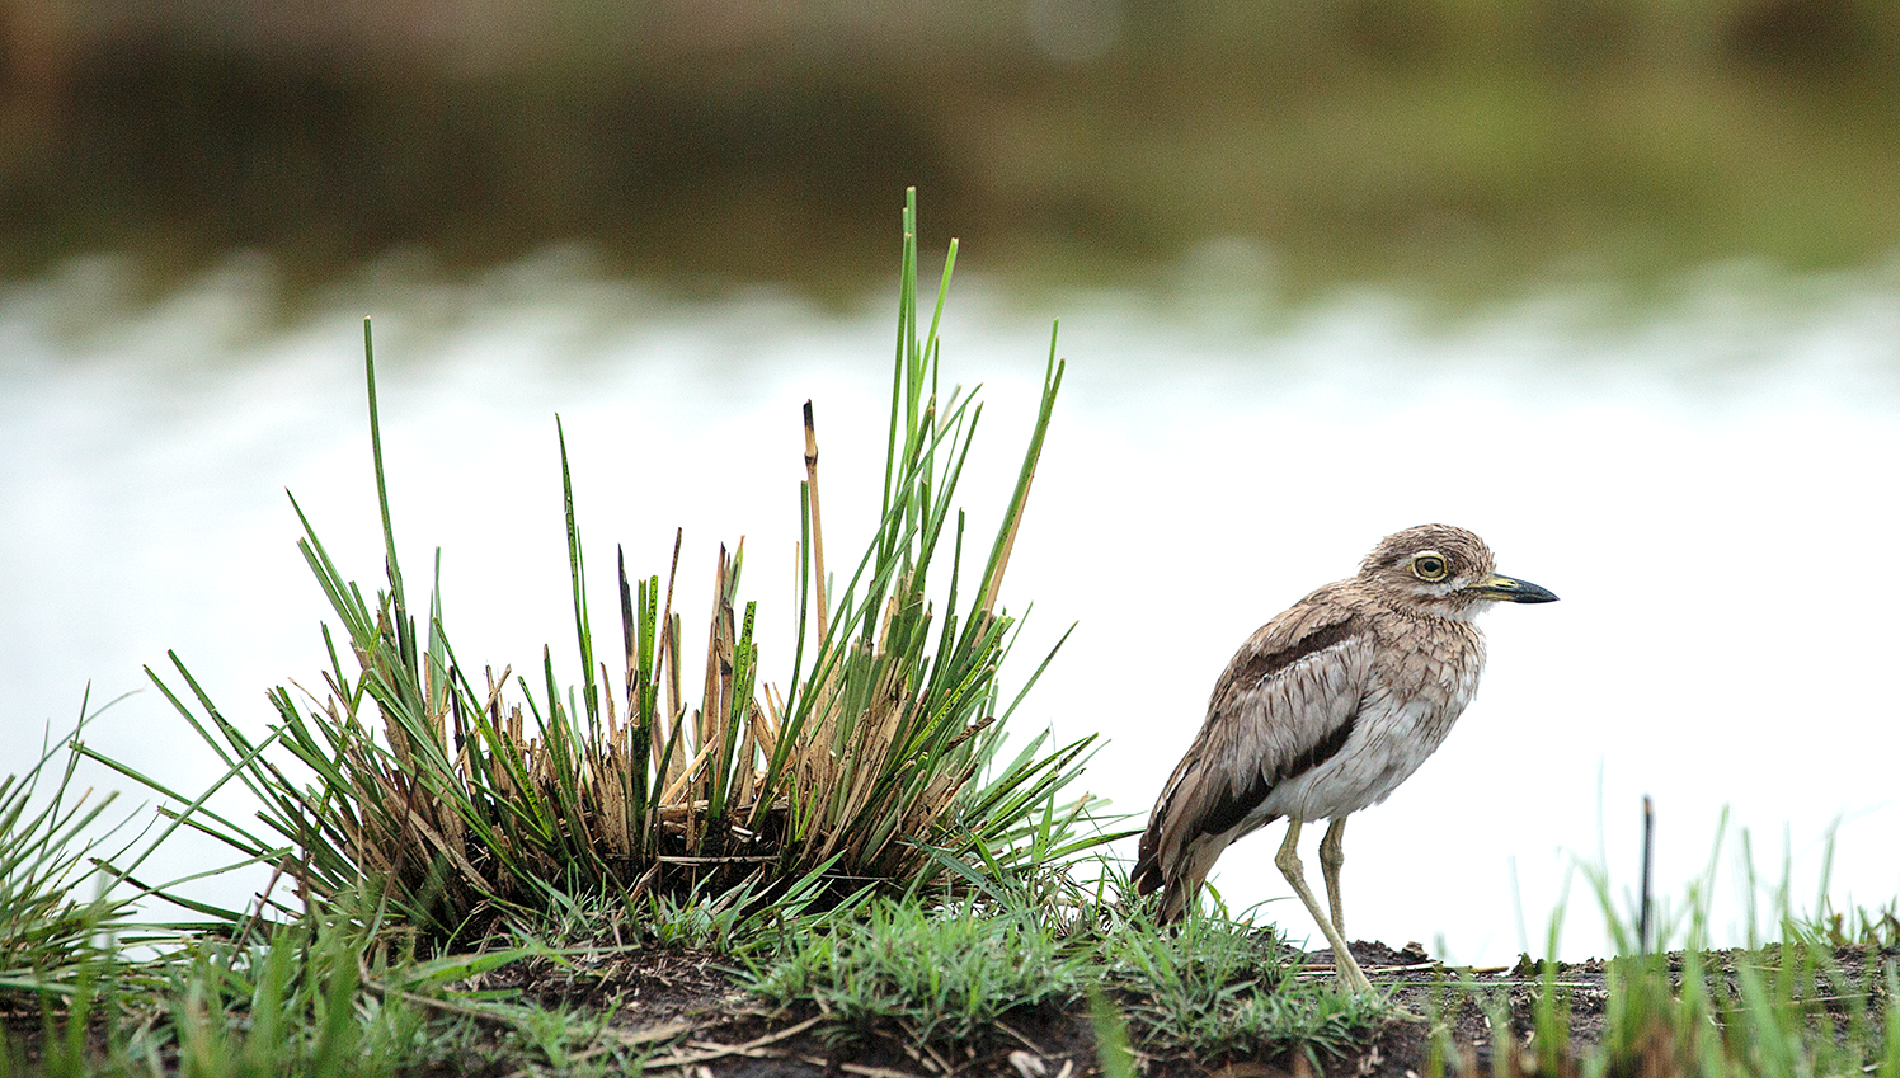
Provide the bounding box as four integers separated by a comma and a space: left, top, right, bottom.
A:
1211, 614, 1363, 713
1281, 701, 1360, 780
1188, 692, 1364, 846
1198, 768, 1271, 839
1137, 614, 1370, 901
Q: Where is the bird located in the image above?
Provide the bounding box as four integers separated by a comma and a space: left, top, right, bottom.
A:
1131, 524, 1557, 993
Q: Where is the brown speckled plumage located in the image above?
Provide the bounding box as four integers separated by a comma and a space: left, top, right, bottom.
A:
1132, 524, 1557, 991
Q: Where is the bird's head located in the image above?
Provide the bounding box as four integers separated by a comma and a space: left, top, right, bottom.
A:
1358, 523, 1559, 618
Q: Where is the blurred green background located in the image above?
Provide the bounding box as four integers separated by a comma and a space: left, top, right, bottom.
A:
4, 0, 1898, 298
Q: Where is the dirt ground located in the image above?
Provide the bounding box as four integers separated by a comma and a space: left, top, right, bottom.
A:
13, 938, 1889, 1076
472, 938, 1858, 1078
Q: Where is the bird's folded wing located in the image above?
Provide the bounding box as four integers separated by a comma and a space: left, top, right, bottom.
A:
1136, 597, 1376, 892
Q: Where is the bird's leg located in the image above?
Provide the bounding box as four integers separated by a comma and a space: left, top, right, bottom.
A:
1318, 816, 1352, 992
1275, 818, 1373, 995
1319, 816, 1348, 943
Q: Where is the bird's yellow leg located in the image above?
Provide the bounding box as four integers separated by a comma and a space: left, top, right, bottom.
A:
1319, 816, 1348, 942
1275, 817, 1373, 995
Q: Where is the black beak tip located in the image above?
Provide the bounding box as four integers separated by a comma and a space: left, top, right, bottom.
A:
1510, 580, 1560, 604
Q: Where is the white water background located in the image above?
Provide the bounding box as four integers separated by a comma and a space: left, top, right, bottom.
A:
5, 246, 1899, 963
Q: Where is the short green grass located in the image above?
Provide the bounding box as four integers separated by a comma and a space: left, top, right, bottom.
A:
746, 895, 1089, 1047
1097, 902, 1375, 1068
740, 888, 1385, 1072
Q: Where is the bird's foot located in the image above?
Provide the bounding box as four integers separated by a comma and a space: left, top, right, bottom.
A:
1333, 954, 1376, 997
1332, 968, 1424, 1021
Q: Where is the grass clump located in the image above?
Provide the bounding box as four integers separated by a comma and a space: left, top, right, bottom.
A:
88, 188, 1101, 941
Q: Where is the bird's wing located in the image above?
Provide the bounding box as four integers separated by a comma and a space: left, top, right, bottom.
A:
1134, 591, 1376, 907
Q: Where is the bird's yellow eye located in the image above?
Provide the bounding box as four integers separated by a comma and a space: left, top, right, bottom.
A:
1411, 552, 1449, 581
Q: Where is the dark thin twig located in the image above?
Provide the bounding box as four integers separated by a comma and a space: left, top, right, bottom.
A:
1640, 795, 1655, 954
229, 855, 293, 953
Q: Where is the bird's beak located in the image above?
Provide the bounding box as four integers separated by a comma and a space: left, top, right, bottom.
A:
1467, 573, 1559, 604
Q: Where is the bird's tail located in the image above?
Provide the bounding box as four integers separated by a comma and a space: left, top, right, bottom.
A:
1132, 843, 1195, 924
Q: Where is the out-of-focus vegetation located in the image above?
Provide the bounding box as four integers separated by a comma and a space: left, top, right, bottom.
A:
4, 0, 1899, 297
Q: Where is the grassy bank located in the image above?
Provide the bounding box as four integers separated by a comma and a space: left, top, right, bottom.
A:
5, 769, 1895, 1075
4, 193, 1897, 1076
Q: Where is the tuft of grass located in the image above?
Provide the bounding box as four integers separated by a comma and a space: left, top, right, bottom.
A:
1793, 825, 1900, 956
628, 859, 851, 954
1098, 902, 1377, 1070
0, 691, 140, 992
746, 894, 1088, 1049
91, 189, 1110, 940
745, 876, 1383, 1072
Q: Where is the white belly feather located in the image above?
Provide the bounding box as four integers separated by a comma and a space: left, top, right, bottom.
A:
1265, 660, 1483, 821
